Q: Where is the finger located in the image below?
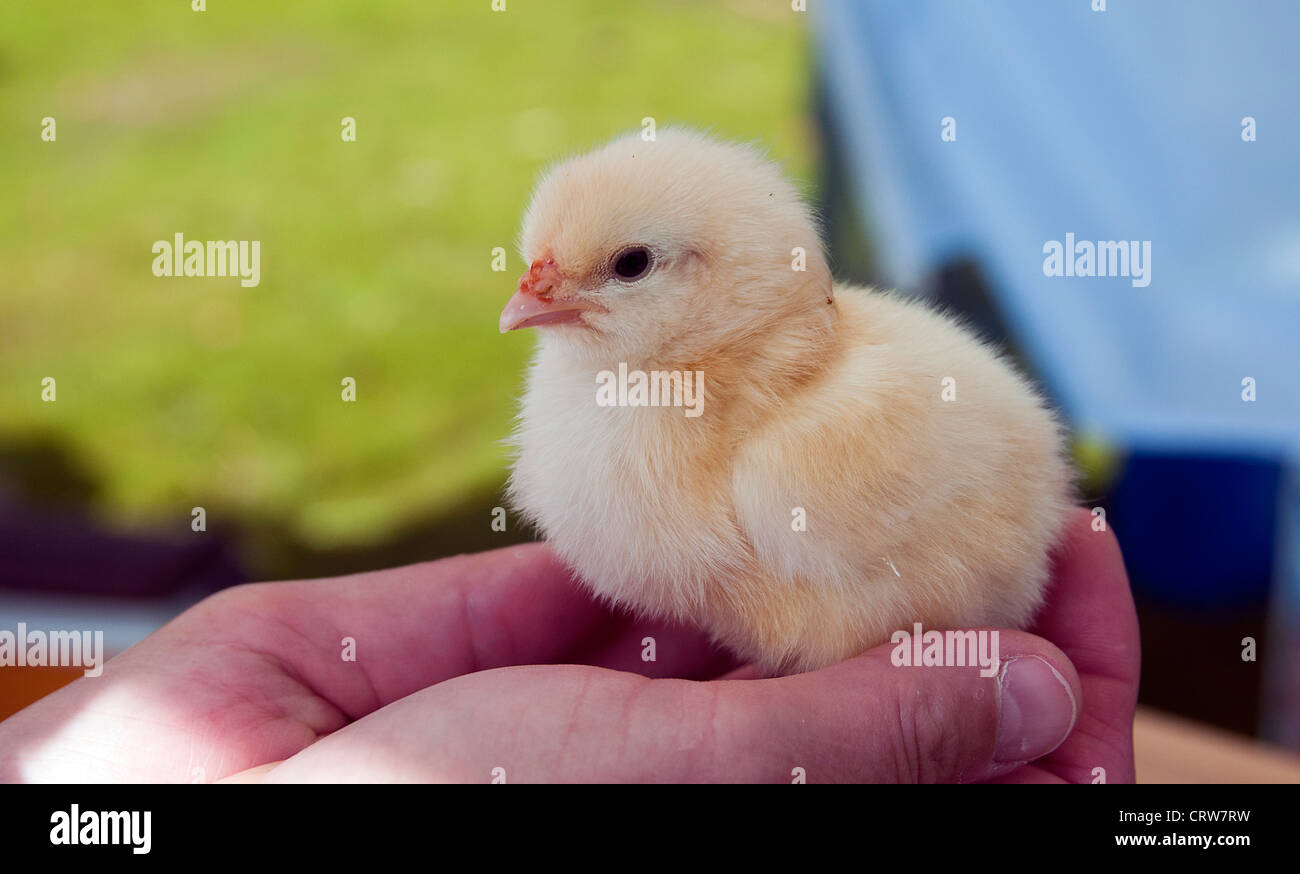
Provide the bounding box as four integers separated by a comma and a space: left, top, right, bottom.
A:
203, 543, 619, 715
713, 632, 1082, 783
262, 631, 1081, 783
1023, 507, 1141, 782
210, 543, 739, 717
1032, 508, 1141, 689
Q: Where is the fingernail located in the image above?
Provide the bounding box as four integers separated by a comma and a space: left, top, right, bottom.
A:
995, 655, 1077, 764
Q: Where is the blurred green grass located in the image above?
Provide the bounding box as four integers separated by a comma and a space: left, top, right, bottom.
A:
0, 1, 813, 569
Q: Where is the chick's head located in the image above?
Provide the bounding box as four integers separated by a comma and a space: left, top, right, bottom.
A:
500, 128, 834, 367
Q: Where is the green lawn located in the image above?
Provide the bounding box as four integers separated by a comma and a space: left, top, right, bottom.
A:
0, 1, 813, 574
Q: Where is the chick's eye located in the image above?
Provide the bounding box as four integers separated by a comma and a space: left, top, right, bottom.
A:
612, 247, 652, 281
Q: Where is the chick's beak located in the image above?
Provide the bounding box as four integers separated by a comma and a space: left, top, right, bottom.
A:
499, 257, 601, 333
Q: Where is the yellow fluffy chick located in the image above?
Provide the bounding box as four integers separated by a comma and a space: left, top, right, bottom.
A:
500, 129, 1074, 674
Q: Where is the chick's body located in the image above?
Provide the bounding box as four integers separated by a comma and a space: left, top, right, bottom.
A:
504, 130, 1073, 674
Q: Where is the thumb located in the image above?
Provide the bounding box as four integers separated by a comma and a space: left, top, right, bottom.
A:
716, 631, 1081, 783
255, 632, 1080, 783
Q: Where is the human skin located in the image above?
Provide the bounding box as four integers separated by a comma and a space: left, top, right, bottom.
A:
0, 508, 1138, 783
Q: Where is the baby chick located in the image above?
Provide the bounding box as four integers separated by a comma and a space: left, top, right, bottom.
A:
501, 129, 1074, 674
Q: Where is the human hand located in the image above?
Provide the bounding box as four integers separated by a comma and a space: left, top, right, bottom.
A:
256, 509, 1137, 783
0, 543, 733, 782
0, 508, 1137, 783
